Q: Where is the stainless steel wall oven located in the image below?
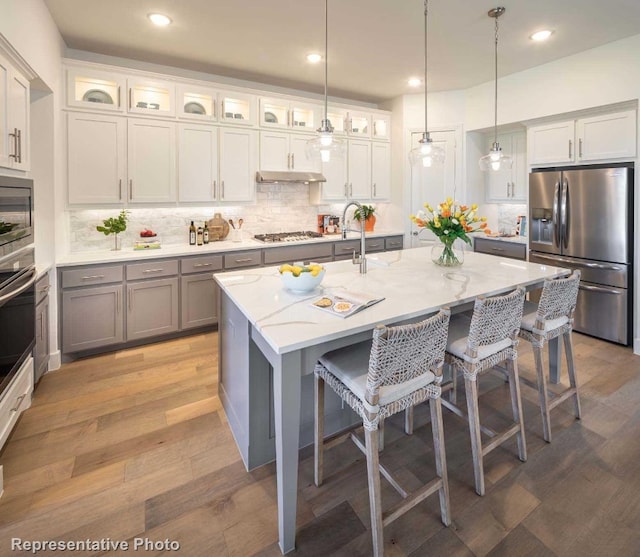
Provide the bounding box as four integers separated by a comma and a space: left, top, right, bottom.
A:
0, 176, 35, 397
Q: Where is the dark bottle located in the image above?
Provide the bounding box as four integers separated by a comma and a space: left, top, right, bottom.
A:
189, 221, 196, 245
203, 222, 209, 244
197, 224, 204, 246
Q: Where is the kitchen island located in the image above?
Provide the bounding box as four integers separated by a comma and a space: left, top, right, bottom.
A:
214, 247, 569, 554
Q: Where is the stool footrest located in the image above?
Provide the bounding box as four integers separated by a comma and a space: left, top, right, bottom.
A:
481, 423, 521, 457
383, 477, 444, 527
548, 387, 578, 410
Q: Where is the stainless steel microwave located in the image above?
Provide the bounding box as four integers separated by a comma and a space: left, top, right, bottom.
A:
0, 175, 33, 254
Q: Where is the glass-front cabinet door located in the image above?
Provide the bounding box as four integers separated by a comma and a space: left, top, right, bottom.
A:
372, 113, 391, 141
67, 68, 125, 112
219, 91, 255, 126
327, 108, 347, 136
127, 78, 175, 117
177, 84, 216, 121
347, 111, 371, 138
259, 97, 321, 130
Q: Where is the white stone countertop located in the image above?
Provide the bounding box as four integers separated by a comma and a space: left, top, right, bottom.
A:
56, 230, 404, 267
214, 246, 569, 355
474, 235, 529, 245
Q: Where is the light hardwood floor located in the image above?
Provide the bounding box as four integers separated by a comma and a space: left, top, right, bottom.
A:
1, 331, 640, 556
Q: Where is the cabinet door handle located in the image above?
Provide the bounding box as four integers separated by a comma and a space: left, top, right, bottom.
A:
117, 86, 121, 108
373, 183, 377, 196
369, 243, 382, 248
221, 99, 225, 118
10, 393, 27, 413
142, 268, 165, 273
81, 274, 105, 280
129, 179, 133, 200
221, 180, 225, 199
16, 129, 22, 163
116, 289, 120, 314
8, 128, 17, 160
128, 287, 132, 311
119, 179, 122, 200
193, 263, 212, 268
490, 247, 505, 252
291, 153, 295, 169
579, 138, 583, 158
234, 258, 253, 263
128, 88, 132, 109
568, 139, 572, 159
212, 180, 217, 199
287, 153, 291, 169
344, 183, 348, 197
349, 183, 353, 196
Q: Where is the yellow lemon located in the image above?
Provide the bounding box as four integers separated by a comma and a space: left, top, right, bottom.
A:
291, 265, 303, 277
279, 264, 293, 274
310, 269, 320, 277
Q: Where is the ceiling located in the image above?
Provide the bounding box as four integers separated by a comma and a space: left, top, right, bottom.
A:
43, 0, 640, 104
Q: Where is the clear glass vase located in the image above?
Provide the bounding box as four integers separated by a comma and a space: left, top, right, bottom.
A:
431, 240, 464, 267
112, 233, 121, 251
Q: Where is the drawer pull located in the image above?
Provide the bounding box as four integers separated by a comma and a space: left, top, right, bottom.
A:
388, 242, 401, 246
234, 258, 253, 263
369, 243, 382, 248
490, 247, 505, 252
193, 263, 212, 268
38, 285, 51, 294
11, 394, 27, 413
340, 246, 356, 251
81, 274, 106, 280
142, 268, 165, 273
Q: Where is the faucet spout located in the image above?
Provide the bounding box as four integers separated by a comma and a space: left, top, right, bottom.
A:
341, 201, 367, 274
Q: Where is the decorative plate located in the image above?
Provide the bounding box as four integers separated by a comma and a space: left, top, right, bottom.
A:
184, 101, 206, 115
82, 89, 114, 104
264, 111, 278, 124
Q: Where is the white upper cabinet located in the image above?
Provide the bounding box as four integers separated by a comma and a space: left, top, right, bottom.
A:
177, 84, 217, 121
0, 52, 30, 171
528, 109, 636, 166
576, 111, 636, 161
178, 123, 219, 202
259, 97, 322, 131
326, 108, 347, 136
347, 139, 372, 199
127, 119, 176, 202
346, 111, 371, 139
371, 142, 391, 200
66, 67, 125, 112
485, 131, 526, 203
313, 155, 348, 202
67, 113, 126, 205
219, 128, 257, 202
259, 130, 320, 172
127, 78, 175, 117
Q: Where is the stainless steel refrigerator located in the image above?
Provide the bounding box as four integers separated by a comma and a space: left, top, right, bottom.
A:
529, 164, 633, 345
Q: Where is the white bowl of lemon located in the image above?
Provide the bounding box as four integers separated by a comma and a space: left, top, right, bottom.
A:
279, 263, 325, 293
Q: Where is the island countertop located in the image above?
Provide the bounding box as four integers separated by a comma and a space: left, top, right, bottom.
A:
214, 246, 569, 355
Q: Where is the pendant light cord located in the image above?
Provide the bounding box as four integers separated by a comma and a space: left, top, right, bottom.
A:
493, 12, 499, 144
424, 0, 429, 135
324, 0, 328, 121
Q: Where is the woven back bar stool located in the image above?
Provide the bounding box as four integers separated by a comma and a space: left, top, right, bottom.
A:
518, 271, 581, 442
443, 287, 526, 496
314, 309, 451, 557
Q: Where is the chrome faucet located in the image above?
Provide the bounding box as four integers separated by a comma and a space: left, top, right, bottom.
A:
342, 201, 367, 274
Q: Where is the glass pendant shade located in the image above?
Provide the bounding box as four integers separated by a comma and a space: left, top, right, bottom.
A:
409, 0, 443, 168
306, 0, 345, 164
478, 141, 512, 171
409, 132, 445, 167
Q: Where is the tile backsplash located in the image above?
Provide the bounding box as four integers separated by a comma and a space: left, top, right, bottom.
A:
68, 184, 390, 252
497, 204, 527, 236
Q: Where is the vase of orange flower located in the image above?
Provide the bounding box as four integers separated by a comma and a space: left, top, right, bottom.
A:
410, 198, 491, 267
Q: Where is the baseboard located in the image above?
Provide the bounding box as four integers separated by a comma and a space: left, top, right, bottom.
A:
48, 350, 62, 371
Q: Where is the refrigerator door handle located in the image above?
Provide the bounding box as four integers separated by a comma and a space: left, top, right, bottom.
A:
579, 284, 624, 296
531, 253, 624, 272
560, 178, 569, 249
552, 181, 561, 248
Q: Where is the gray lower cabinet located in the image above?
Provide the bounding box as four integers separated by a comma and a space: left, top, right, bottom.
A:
263, 243, 333, 265
127, 277, 179, 341
181, 273, 217, 329
474, 237, 526, 261
34, 274, 50, 384
385, 235, 404, 251
62, 284, 124, 353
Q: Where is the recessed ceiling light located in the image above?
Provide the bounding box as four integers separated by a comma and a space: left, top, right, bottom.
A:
306, 53, 322, 63
408, 77, 422, 87
530, 29, 553, 42
148, 13, 172, 26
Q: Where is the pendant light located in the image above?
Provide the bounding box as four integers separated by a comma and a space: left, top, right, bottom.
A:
409, 0, 444, 168
306, 0, 344, 163
479, 7, 512, 172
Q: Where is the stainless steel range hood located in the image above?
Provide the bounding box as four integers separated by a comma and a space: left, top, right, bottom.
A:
255, 170, 326, 184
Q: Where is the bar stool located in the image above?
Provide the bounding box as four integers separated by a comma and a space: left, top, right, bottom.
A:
314, 309, 451, 557
443, 287, 526, 496
518, 270, 581, 442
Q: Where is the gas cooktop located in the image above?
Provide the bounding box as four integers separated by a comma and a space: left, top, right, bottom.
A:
253, 231, 324, 243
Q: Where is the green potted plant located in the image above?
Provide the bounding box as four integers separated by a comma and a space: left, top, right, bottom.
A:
353, 204, 376, 232
96, 210, 129, 250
